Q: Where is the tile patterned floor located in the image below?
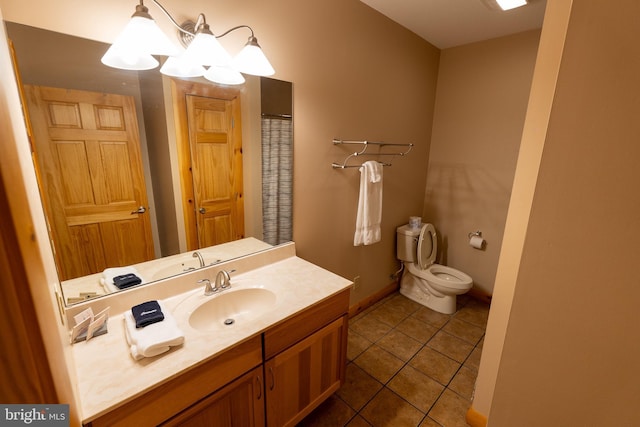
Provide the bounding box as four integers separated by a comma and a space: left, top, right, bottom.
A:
299, 291, 490, 427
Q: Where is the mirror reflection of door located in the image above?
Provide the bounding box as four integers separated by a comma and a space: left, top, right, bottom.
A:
24, 85, 155, 280
186, 94, 244, 248
172, 80, 245, 251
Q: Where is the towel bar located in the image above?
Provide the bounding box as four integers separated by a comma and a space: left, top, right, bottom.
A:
331, 138, 413, 169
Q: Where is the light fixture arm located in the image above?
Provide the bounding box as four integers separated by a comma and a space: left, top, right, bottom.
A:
149, 0, 254, 38
216, 25, 255, 39
148, 0, 198, 37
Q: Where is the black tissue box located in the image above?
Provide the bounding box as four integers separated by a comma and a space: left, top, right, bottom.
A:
131, 300, 164, 328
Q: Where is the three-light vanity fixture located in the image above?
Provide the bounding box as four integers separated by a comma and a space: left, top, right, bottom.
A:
101, 0, 275, 85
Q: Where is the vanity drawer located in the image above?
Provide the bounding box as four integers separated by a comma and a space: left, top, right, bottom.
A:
263, 289, 349, 359
85, 335, 262, 427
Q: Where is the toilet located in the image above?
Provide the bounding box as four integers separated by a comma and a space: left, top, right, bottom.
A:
396, 223, 472, 314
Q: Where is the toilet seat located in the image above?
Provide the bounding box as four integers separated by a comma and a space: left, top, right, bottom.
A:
413, 223, 472, 291
417, 223, 437, 270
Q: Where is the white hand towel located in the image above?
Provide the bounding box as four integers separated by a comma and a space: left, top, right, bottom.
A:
100, 266, 146, 292
123, 301, 184, 360
354, 160, 383, 246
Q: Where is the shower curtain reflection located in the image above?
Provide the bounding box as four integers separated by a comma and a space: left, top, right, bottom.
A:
261, 115, 293, 245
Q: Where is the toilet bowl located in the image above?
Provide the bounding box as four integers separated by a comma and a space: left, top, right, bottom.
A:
396, 223, 472, 314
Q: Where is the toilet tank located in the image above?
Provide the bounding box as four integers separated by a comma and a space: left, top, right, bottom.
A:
396, 224, 420, 262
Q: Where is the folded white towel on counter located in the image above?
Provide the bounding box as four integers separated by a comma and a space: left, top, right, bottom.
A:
354, 160, 383, 246
100, 267, 146, 292
123, 301, 184, 360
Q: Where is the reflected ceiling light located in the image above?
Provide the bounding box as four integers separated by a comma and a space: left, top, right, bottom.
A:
159, 54, 206, 78
204, 66, 246, 86
495, 0, 527, 10
102, 0, 275, 82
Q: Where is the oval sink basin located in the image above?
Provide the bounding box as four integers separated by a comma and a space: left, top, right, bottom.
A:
189, 288, 277, 331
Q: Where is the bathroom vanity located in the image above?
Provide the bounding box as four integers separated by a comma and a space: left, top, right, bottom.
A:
70, 243, 352, 427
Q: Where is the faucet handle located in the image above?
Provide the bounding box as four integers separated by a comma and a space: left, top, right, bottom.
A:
199, 278, 217, 296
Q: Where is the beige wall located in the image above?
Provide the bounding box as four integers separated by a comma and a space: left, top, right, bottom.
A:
0, 0, 440, 305
475, 0, 640, 424
424, 30, 540, 295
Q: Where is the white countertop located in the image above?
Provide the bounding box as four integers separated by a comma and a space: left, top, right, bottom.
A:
71, 250, 352, 423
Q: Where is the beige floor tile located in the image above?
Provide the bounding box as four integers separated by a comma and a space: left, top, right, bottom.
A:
384, 294, 422, 315
346, 415, 372, 426
387, 365, 444, 413
360, 388, 425, 427
337, 363, 383, 411
396, 316, 438, 344
427, 331, 474, 363
410, 346, 460, 386
453, 300, 489, 328
412, 307, 451, 328
377, 329, 423, 362
464, 346, 483, 372
350, 314, 393, 342
298, 394, 355, 427
448, 365, 476, 401
354, 345, 405, 383
419, 417, 443, 427
347, 330, 372, 361
428, 389, 472, 427
368, 304, 412, 327
443, 317, 485, 345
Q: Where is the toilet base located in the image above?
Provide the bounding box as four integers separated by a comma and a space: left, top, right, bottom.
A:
400, 278, 457, 315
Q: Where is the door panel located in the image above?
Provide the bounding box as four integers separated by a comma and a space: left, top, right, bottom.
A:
25, 85, 154, 280
186, 94, 244, 248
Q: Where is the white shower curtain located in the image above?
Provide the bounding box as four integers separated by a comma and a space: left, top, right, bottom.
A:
261, 116, 293, 245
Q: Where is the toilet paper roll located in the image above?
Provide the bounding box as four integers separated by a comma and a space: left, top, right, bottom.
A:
470, 235, 485, 249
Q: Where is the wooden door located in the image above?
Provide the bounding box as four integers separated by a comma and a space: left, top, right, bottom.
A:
265, 317, 347, 427
24, 85, 154, 281
186, 94, 244, 248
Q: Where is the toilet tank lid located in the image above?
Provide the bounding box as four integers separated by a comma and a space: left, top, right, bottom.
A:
396, 224, 422, 236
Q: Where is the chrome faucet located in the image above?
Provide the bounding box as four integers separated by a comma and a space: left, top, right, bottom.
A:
192, 251, 205, 268
198, 278, 216, 296
215, 270, 233, 290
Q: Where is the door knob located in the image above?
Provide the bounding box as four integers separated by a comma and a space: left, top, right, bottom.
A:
131, 206, 146, 214
199, 207, 206, 214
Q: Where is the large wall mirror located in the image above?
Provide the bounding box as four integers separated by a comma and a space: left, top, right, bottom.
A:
6, 21, 293, 306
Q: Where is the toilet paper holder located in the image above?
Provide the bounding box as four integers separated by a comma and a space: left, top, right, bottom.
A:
468, 230, 482, 239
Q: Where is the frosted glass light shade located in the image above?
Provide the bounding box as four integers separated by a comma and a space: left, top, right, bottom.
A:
182, 31, 232, 67
232, 37, 274, 76
496, 0, 527, 10
101, 45, 159, 70
160, 55, 206, 77
204, 66, 246, 85
101, 14, 181, 70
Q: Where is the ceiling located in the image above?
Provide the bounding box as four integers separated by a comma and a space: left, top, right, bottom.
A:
360, 0, 547, 49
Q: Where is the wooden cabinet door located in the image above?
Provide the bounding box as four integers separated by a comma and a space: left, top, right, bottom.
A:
24, 85, 154, 280
160, 366, 265, 427
265, 316, 347, 427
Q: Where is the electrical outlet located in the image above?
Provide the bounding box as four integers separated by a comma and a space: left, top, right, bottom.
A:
352, 275, 361, 290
